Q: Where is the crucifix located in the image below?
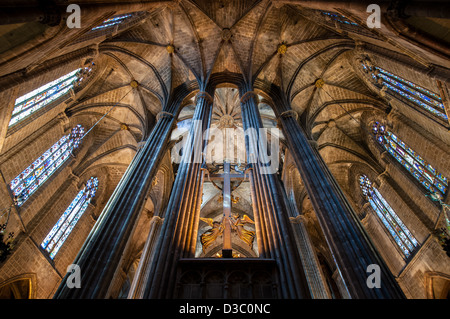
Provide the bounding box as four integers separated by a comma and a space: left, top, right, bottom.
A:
200, 161, 255, 258
222, 160, 233, 258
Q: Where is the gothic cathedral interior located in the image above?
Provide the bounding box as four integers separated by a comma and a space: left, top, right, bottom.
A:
0, 0, 449, 300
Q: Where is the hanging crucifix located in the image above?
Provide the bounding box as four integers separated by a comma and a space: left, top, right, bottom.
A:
200, 161, 255, 258
222, 161, 234, 257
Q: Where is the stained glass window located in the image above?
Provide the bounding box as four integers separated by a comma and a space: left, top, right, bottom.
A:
91, 14, 133, 31
10, 125, 85, 207
9, 69, 84, 127
359, 174, 418, 257
372, 122, 448, 199
41, 176, 98, 259
321, 11, 359, 26
73, 62, 95, 88
361, 63, 447, 121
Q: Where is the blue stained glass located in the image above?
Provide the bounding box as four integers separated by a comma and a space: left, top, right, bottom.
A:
437, 174, 448, 185
41, 177, 98, 259
360, 175, 418, 257
404, 153, 414, 165
91, 14, 132, 31
9, 70, 82, 127
435, 182, 446, 194
369, 198, 410, 255
428, 165, 436, 175
376, 67, 442, 100
384, 82, 447, 120
362, 64, 447, 120
378, 73, 444, 110
10, 125, 85, 206
373, 187, 418, 247
423, 170, 434, 182
414, 163, 424, 174
372, 122, 448, 198
321, 11, 359, 26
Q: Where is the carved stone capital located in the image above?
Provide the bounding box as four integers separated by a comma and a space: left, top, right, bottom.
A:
374, 168, 390, 188
195, 91, 214, 105
240, 91, 257, 104
137, 140, 146, 150
156, 111, 174, 121
68, 173, 80, 188
57, 112, 70, 126
279, 109, 298, 121
308, 139, 318, 149
289, 215, 305, 224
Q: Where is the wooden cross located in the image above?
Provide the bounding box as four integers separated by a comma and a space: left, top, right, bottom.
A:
206, 161, 246, 258
222, 161, 233, 258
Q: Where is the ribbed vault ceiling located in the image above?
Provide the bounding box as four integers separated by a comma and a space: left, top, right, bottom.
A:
1, 0, 419, 191
72, 0, 384, 140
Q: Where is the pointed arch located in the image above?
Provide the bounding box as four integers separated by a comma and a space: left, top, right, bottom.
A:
0, 274, 36, 299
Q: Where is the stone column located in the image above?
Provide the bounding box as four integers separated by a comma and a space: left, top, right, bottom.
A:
332, 269, 351, 299
127, 216, 164, 299
238, 87, 311, 299
53, 88, 188, 299
142, 88, 214, 299
274, 91, 406, 299
289, 212, 332, 299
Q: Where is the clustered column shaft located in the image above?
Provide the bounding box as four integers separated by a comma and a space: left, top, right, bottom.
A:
53, 93, 185, 299
142, 89, 214, 299
239, 87, 311, 299
284, 189, 332, 299
276, 95, 406, 299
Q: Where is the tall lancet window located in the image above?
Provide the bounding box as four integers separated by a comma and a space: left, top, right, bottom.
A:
361, 62, 447, 121
41, 177, 98, 259
91, 14, 133, 31
359, 174, 419, 257
9, 69, 87, 127
321, 11, 358, 26
372, 121, 448, 199
9, 125, 85, 206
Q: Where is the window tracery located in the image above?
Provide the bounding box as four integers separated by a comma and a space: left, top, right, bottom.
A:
91, 14, 133, 31
41, 176, 98, 259
372, 121, 448, 199
321, 11, 359, 26
359, 174, 418, 257
361, 61, 447, 121
10, 125, 85, 206
9, 67, 93, 127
